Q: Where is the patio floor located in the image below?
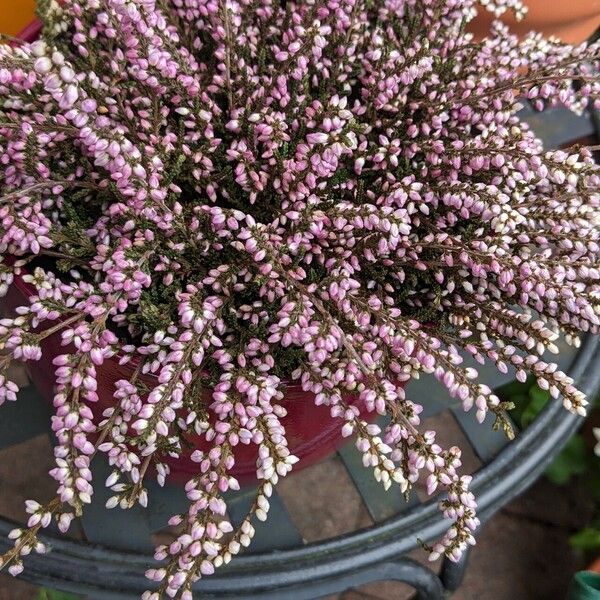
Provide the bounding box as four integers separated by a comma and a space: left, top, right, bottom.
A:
0, 429, 593, 600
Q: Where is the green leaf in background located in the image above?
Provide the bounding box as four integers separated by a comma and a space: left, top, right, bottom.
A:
500, 379, 551, 430
497, 378, 532, 426
496, 378, 527, 398
569, 527, 600, 551
504, 393, 529, 428
520, 385, 550, 429
35, 588, 80, 600
586, 466, 600, 501
545, 435, 589, 485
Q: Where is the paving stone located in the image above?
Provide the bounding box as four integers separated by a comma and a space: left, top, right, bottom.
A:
6, 361, 31, 388
339, 581, 416, 599
503, 477, 594, 531
0, 434, 56, 523
0, 573, 38, 600
422, 411, 482, 476
454, 502, 585, 600
277, 454, 372, 542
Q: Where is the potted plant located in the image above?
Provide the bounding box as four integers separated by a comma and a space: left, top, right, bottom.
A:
0, 0, 598, 598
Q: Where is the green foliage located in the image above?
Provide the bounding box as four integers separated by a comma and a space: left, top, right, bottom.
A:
35, 588, 80, 600
545, 435, 589, 485
520, 385, 551, 428
500, 378, 595, 485
498, 378, 549, 430
569, 527, 600, 552
500, 378, 600, 555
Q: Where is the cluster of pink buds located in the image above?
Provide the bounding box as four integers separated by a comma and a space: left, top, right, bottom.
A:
0, 0, 599, 596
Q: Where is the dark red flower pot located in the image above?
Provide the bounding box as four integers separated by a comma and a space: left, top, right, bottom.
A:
5, 270, 384, 485
16, 18, 42, 43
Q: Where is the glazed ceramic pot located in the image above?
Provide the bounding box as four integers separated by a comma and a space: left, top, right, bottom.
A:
567, 571, 600, 600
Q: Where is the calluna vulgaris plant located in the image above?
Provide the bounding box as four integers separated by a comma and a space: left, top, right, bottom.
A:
0, 0, 598, 596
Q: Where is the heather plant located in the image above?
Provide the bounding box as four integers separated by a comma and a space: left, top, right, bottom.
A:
0, 0, 598, 597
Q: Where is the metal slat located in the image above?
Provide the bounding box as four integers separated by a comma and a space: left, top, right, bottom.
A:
405, 377, 456, 418
145, 480, 189, 532
225, 486, 303, 552
0, 385, 52, 451
406, 335, 533, 414
450, 408, 512, 463
521, 105, 596, 148
81, 456, 154, 552
408, 333, 579, 413
338, 442, 419, 522
339, 415, 419, 522
84, 462, 304, 554
405, 356, 511, 417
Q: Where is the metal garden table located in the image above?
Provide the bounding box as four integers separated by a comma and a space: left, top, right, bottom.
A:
0, 105, 599, 600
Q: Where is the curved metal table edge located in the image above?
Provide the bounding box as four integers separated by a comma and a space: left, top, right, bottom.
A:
0, 335, 598, 599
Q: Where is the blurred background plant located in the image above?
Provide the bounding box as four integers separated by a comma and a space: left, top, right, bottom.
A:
35, 588, 79, 600
500, 380, 600, 560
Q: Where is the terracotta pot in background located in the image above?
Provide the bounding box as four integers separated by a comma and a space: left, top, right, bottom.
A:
7, 1, 600, 46
469, 0, 600, 44
0, 0, 36, 38
589, 557, 600, 574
